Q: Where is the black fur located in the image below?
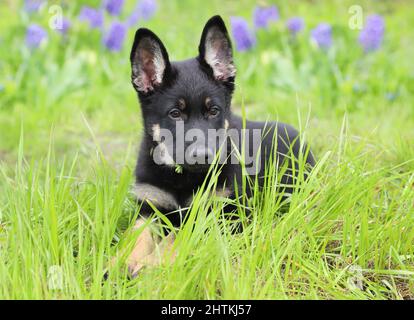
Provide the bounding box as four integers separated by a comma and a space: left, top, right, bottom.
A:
130, 15, 315, 227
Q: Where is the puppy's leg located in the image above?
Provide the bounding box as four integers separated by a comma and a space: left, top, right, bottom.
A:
126, 217, 156, 275
126, 183, 179, 277
129, 232, 177, 277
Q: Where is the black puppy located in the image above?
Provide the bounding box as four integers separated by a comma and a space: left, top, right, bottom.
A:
122, 15, 314, 276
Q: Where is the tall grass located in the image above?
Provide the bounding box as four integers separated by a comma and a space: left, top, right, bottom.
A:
1, 117, 413, 299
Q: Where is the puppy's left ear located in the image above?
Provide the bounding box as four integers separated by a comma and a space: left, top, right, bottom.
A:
198, 15, 236, 82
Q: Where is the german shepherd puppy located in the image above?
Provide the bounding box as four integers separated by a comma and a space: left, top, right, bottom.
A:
122, 15, 314, 276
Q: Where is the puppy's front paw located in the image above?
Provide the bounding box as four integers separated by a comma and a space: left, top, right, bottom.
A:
125, 219, 156, 277
128, 232, 177, 278
107, 218, 177, 279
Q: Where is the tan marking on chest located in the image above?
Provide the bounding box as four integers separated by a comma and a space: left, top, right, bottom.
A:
152, 123, 161, 141
215, 187, 232, 198
224, 119, 229, 130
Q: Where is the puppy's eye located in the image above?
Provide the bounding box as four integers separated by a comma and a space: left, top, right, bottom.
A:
169, 108, 182, 120
208, 106, 220, 118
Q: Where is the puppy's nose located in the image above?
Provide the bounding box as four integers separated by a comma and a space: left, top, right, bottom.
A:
190, 146, 214, 164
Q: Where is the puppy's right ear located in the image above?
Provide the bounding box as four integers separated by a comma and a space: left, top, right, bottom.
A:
130, 28, 171, 94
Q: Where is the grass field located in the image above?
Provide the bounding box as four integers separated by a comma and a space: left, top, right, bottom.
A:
0, 0, 414, 299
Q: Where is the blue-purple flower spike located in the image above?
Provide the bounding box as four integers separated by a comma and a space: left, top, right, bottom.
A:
56, 18, 71, 35
126, 9, 140, 27
24, 0, 44, 12
253, 5, 279, 29
26, 24, 47, 48
311, 23, 332, 49
286, 17, 304, 35
104, 22, 127, 52
126, 0, 158, 27
230, 17, 256, 52
79, 6, 104, 29
137, 0, 157, 21
359, 14, 385, 52
104, 0, 125, 16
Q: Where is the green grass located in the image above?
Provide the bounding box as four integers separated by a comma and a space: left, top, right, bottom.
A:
0, 0, 414, 299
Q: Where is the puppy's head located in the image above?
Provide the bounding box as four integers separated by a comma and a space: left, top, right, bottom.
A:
130, 15, 236, 172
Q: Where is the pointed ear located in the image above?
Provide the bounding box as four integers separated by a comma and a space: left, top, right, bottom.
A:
130, 28, 171, 93
198, 15, 236, 82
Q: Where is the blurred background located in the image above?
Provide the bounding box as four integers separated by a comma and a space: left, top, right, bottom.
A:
0, 0, 413, 172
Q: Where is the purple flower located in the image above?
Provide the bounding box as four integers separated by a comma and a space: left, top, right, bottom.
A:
103, 21, 127, 52
286, 17, 304, 35
104, 0, 124, 16
79, 6, 104, 29
126, 9, 140, 27
126, 0, 157, 26
26, 24, 47, 48
56, 18, 71, 34
137, 0, 157, 21
253, 5, 279, 29
311, 23, 332, 49
359, 14, 385, 52
230, 17, 256, 52
24, 0, 44, 12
